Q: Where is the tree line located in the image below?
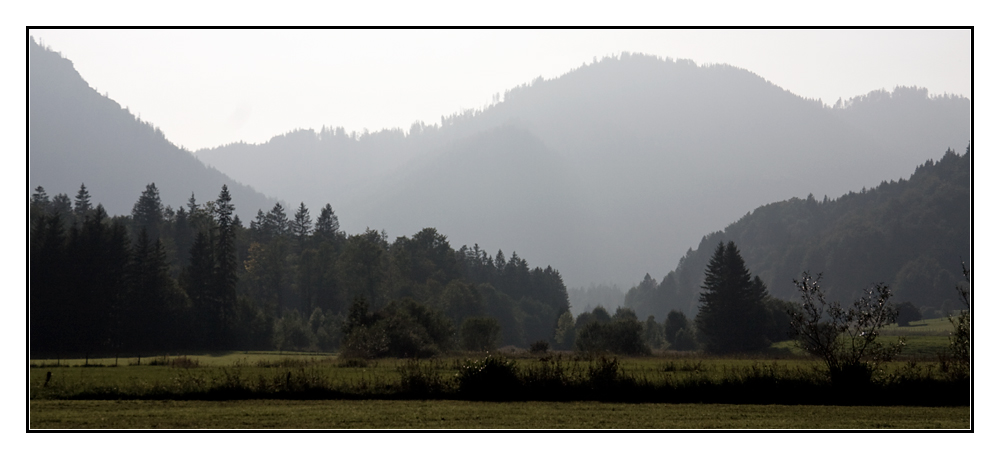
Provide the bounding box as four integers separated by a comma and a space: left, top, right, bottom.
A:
29, 184, 570, 359
623, 147, 971, 322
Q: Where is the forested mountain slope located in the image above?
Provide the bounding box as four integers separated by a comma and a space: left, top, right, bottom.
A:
624, 148, 971, 321
195, 53, 969, 288
28, 37, 275, 219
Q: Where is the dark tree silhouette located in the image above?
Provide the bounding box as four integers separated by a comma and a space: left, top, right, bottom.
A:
695, 241, 770, 354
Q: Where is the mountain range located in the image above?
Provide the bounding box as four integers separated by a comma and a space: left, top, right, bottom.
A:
28, 37, 276, 220
28, 40, 969, 293
194, 53, 969, 288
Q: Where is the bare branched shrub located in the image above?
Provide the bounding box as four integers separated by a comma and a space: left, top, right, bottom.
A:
788, 272, 904, 386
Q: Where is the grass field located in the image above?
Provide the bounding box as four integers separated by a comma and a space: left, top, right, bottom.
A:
29, 322, 968, 429
29, 399, 970, 429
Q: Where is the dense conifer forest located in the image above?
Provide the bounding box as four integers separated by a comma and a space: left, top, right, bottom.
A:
29, 185, 570, 359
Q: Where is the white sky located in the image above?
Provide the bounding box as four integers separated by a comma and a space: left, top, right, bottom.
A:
29, 29, 971, 152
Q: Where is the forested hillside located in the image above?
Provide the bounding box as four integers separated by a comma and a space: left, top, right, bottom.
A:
28, 37, 275, 220
195, 52, 969, 289
624, 148, 971, 321
29, 184, 569, 358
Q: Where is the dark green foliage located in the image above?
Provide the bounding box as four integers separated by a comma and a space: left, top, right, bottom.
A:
338, 229, 389, 307
214, 185, 239, 349
895, 302, 922, 326
529, 340, 550, 354
460, 317, 501, 352
313, 204, 340, 240
671, 328, 699, 351
131, 183, 164, 242
663, 310, 689, 345
51, 193, 73, 225
553, 311, 575, 350
478, 284, 524, 347
575, 308, 651, 356
696, 241, 771, 354
124, 228, 189, 353
456, 354, 520, 400
762, 297, 795, 343
342, 298, 454, 359
642, 315, 665, 349
291, 202, 312, 248
439, 280, 483, 326
941, 264, 970, 380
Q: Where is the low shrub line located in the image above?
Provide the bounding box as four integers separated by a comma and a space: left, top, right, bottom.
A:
31, 355, 969, 406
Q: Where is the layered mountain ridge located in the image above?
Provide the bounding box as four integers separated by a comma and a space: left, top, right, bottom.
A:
28, 37, 276, 220
195, 53, 968, 288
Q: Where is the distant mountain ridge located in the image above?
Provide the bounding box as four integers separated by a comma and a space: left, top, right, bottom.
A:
28, 37, 276, 219
194, 53, 968, 290
624, 148, 971, 321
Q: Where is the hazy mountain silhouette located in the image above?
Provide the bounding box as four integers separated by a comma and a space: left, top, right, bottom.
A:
623, 148, 970, 321
28, 37, 276, 219
191, 53, 967, 289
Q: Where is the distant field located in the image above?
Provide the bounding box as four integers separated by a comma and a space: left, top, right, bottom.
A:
30, 351, 339, 368
29, 399, 970, 429
881, 317, 956, 336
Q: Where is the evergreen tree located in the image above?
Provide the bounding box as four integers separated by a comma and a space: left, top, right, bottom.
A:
291, 202, 312, 248
314, 203, 340, 239
124, 228, 185, 352
131, 183, 164, 241
73, 183, 92, 219
264, 203, 289, 238
51, 193, 72, 219
214, 185, 238, 348
695, 241, 770, 354
31, 186, 50, 211
30, 209, 70, 357
181, 230, 216, 348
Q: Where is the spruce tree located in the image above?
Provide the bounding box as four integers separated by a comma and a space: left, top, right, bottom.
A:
131, 183, 164, 241
291, 202, 312, 248
182, 230, 216, 348
314, 203, 340, 239
695, 241, 770, 354
214, 185, 238, 349
73, 183, 92, 218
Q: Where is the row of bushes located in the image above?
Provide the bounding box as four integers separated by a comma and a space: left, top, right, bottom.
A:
34, 355, 969, 406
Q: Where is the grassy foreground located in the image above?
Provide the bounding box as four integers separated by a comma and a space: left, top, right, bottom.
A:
29, 399, 970, 429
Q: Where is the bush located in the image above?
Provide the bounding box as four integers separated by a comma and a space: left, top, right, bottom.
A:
397, 360, 447, 396
788, 273, 905, 386
940, 264, 970, 380
529, 340, 550, 354
456, 354, 520, 399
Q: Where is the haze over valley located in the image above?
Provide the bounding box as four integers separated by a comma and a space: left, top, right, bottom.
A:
28, 32, 970, 311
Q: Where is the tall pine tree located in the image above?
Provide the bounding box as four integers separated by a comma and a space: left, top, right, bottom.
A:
695, 241, 770, 354
214, 185, 238, 349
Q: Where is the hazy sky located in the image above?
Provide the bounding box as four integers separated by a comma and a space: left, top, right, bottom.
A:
29, 29, 970, 152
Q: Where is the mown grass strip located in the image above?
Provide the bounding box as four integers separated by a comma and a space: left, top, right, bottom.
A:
29, 399, 970, 429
